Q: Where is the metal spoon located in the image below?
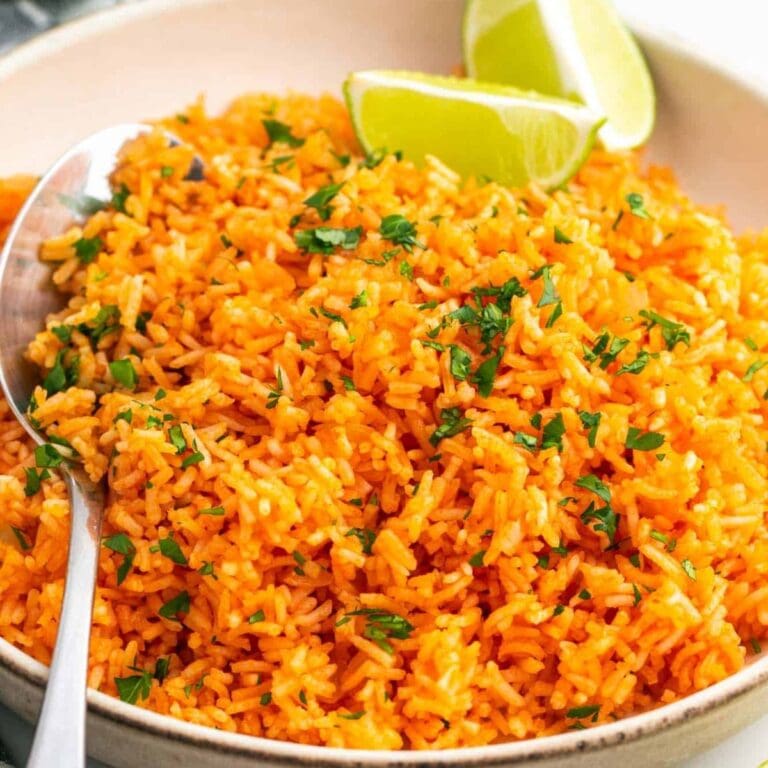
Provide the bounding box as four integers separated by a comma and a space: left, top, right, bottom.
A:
0, 124, 152, 767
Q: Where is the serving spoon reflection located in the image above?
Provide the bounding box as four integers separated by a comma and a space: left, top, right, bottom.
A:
0, 124, 152, 768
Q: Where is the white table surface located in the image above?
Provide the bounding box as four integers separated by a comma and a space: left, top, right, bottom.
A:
613, 6, 768, 766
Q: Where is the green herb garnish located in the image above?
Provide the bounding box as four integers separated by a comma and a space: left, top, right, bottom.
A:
625, 426, 665, 451
379, 214, 424, 253
429, 407, 472, 446
295, 226, 362, 255
262, 119, 304, 148
109, 359, 138, 390
304, 182, 344, 221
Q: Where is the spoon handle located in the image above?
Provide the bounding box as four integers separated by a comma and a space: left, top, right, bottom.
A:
27, 469, 105, 768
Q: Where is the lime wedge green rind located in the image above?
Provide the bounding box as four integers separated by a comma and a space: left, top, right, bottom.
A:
344, 70, 604, 190
463, 0, 655, 150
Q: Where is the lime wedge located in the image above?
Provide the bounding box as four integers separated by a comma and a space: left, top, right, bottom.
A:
343, 70, 604, 189
463, 0, 655, 150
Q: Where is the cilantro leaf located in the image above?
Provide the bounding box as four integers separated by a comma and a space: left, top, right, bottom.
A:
262, 119, 304, 148
158, 590, 190, 621
304, 182, 344, 221
471, 347, 504, 397
74, 236, 102, 265
115, 671, 152, 704
532, 265, 560, 308
345, 527, 376, 555
109, 359, 138, 390
380, 214, 424, 253
295, 226, 363, 255
449, 345, 472, 381
541, 412, 565, 452
581, 500, 618, 542
575, 474, 611, 503
616, 350, 650, 376
625, 193, 651, 220
625, 426, 665, 451
103, 532, 136, 585
429, 407, 472, 446
639, 310, 690, 350
578, 411, 601, 448
158, 534, 188, 566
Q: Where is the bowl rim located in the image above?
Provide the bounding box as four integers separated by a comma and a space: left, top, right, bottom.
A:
1, 0, 768, 763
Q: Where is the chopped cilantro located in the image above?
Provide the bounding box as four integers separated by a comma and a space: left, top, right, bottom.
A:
109, 359, 138, 390
471, 347, 504, 397
639, 309, 690, 350
625, 193, 651, 220
341, 375, 356, 391
546, 301, 563, 328
158, 534, 187, 565
743, 359, 768, 382
160, 165, 174, 178
350, 289, 368, 309
248, 610, 266, 624
111, 183, 130, 213
625, 426, 665, 451
449, 345, 472, 381
616, 349, 651, 376
514, 431, 537, 452
575, 474, 611, 503
262, 119, 304, 148
531, 265, 560, 308
304, 182, 344, 221
342, 608, 414, 654
181, 451, 204, 468
632, 583, 643, 606
266, 369, 284, 409
23, 467, 50, 497
399, 260, 414, 281
199, 506, 225, 516
10, 527, 30, 551
681, 559, 697, 580
51, 325, 73, 344
158, 590, 190, 621
581, 500, 618, 543
541, 412, 565, 452
345, 527, 376, 555
103, 532, 136, 585
168, 425, 187, 454
429, 407, 472, 446
295, 226, 362, 254
154, 657, 170, 682
115, 670, 152, 705
469, 550, 486, 568
34, 443, 64, 469
73, 236, 102, 265
578, 589, 591, 600
553, 226, 573, 244
567, 704, 600, 721
578, 411, 601, 448
379, 214, 425, 252
339, 711, 365, 720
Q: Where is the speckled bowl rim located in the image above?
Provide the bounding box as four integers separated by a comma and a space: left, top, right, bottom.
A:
1, 1, 768, 764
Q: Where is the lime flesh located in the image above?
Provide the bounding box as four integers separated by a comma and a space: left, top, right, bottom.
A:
344, 70, 604, 189
463, 0, 655, 149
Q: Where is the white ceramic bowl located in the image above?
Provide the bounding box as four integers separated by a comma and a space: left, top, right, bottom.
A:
1, 2, 768, 766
